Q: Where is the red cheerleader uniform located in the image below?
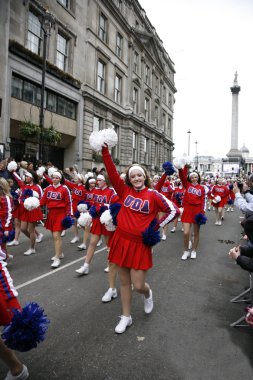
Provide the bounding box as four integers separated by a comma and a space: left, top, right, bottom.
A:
155, 173, 174, 200
0, 195, 13, 261
40, 184, 73, 232
0, 261, 21, 325
172, 186, 185, 208
102, 146, 179, 270
211, 184, 229, 208
64, 178, 87, 213
12, 172, 43, 222
90, 186, 115, 236
179, 167, 206, 223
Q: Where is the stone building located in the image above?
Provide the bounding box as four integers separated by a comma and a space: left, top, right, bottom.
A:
0, 0, 176, 172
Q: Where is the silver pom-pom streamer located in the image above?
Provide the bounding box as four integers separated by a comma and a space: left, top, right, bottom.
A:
7, 161, 18, 172
24, 197, 40, 211
100, 210, 116, 231
78, 213, 92, 227
173, 157, 186, 169
89, 128, 118, 152
33, 191, 40, 199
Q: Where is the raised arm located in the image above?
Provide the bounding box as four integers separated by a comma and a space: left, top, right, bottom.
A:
178, 166, 188, 189
102, 145, 125, 198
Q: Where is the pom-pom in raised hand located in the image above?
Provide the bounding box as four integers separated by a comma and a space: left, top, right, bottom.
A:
173, 157, 187, 169
1, 302, 50, 352
7, 161, 18, 172
194, 213, 207, 225
89, 128, 118, 152
162, 161, 176, 176
142, 218, 161, 246
24, 197, 40, 211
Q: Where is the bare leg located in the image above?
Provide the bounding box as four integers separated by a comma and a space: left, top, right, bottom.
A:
0, 338, 23, 376
52, 231, 62, 258
192, 224, 200, 251
130, 269, 149, 297
14, 218, 21, 241
20, 221, 30, 239
118, 267, 132, 316
183, 222, 191, 250
85, 234, 100, 264
28, 222, 36, 249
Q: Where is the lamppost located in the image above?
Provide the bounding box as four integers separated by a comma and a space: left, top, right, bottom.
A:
38, 10, 55, 161
195, 140, 198, 170
187, 129, 191, 156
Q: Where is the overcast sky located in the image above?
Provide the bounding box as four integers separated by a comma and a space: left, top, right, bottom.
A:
141, 0, 253, 159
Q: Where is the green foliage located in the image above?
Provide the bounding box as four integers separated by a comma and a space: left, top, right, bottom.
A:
20, 120, 40, 138
42, 126, 61, 144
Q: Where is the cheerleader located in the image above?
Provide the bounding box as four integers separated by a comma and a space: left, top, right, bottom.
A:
211, 177, 229, 226
155, 173, 175, 240
39, 171, 73, 268
178, 166, 206, 260
63, 174, 86, 244
171, 179, 185, 232
75, 173, 115, 275
100, 145, 179, 333
77, 177, 96, 250
11, 170, 43, 256
6, 178, 21, 247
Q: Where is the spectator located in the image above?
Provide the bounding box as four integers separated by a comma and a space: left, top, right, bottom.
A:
0, 161, 9, 180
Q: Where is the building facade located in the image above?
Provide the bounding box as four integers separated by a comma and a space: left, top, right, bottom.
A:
0, 0, 176, 173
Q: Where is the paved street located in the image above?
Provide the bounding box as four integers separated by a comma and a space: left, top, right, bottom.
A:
1, 208, 253, 380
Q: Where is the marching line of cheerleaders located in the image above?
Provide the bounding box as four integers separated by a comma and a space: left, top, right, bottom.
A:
0, 129, 249, 378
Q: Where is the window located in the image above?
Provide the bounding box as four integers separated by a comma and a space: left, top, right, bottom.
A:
93, 117, 102, 132
162, 112, 166, 132
144, 98, 150, 121
169, 93, 172, 108
133, 88, 138, 114
57, 96, 76, 119
168, 117, 172, 137
97, 60, 106, 94
132, 132, 138, 162
162, 86, 166, 103
111, 124, 119, 159
11, 76, 23, 99
155, 142, 159, 166
23, 82, 41, 106
114, 74, 122, 103
56, 34, 68, 71
133, 51, 139, 74
144, 137, 150, 164
154, 75, 159, 95
99, 13, 107, 42
47, 92, 57, 113
155, 106, 158, 127
145, 65, 150, 85
116, 33, 123, 58
58, 0, 69, 8
26, 11, 41, 54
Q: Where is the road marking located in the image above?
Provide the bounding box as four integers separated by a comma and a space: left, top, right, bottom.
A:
15, 247, 107, 290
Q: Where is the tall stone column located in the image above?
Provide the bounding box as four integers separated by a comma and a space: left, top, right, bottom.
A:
226, 72, 242, 159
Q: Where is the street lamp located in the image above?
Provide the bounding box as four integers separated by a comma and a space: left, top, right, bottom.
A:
187, 129, 191, 156
195, 140, 198, 170
38, 10, 55, 161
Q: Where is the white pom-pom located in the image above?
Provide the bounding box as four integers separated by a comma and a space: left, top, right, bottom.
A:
7, 161, 18, 172
24, 197, 40, 211
33, 191, 40, 199
37, 167, 45, 176
173, 157, 186, 169
78, 213, 92, 227
182, 154, 192, 165
213, 195, 221, 204
77, 203, 88, 213
100, 210, 116, 231
48, 167, 58, 177
89, 128, 118, 152
87, 172, 94, 178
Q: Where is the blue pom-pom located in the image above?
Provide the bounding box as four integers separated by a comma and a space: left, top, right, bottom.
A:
11, 191, 19, 200
1, 302, 50, 352
23, 189, 33, 197
194, 213, 207, 225
162, 161, 176, 176
2, 230, 15, 243
74, 210, 80, 219
229, 184, 234, 190
227, 199, 234, 205
99, 205, 108, 216
61, 216, 75, 229
142, 218, 161, 246
109, 203, 121, 226
89, 205, 99, 218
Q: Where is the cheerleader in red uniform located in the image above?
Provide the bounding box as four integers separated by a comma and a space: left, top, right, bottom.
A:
211, 178, 229, 226
227, 181, 235, 212
11, 170, 43, 256
0, 178, 14, 262
179, 167, 206, 260
100, 145, 179, 334
6, 178, 21, 247
40, 171, 73, 268
77, 177, 96, 250
155, 174, 175, 240
64, 174, 86, 244
75, 174, 115, 275
171, 179, 185, 232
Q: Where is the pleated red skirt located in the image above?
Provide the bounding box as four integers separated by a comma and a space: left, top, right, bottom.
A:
181, 204, 203, 224
19, 204, 43, 223
91, 218, 114, 237
45, 207, 66, 232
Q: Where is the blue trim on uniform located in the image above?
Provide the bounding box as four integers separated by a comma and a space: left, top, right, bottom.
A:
0, 269, 12, 299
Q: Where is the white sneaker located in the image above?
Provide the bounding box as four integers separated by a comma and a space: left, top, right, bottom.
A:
104, 266, 109, 273
61, 230, 66, 237
115, 315, 133, 334
170, 227, 176, 233
7, 240, 19, 246
181, 250, 190, 260
70, 236, 79, 243
188, 240, 192, 250
161, 234, 166, 241
218, 220, 222, 226
97, 239, 103, 247
23, 248, 36, 256
51, 253, 64, 261
144, 289, 153, 314
35, 233, 44, 243
5, 364, 29, 380
190, 250, 197, 259
102, 288, 118, 302
51, 258, 61, 268
75, 263, 89, 275
78, 243, 86, 250
215, 221, 219, 225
